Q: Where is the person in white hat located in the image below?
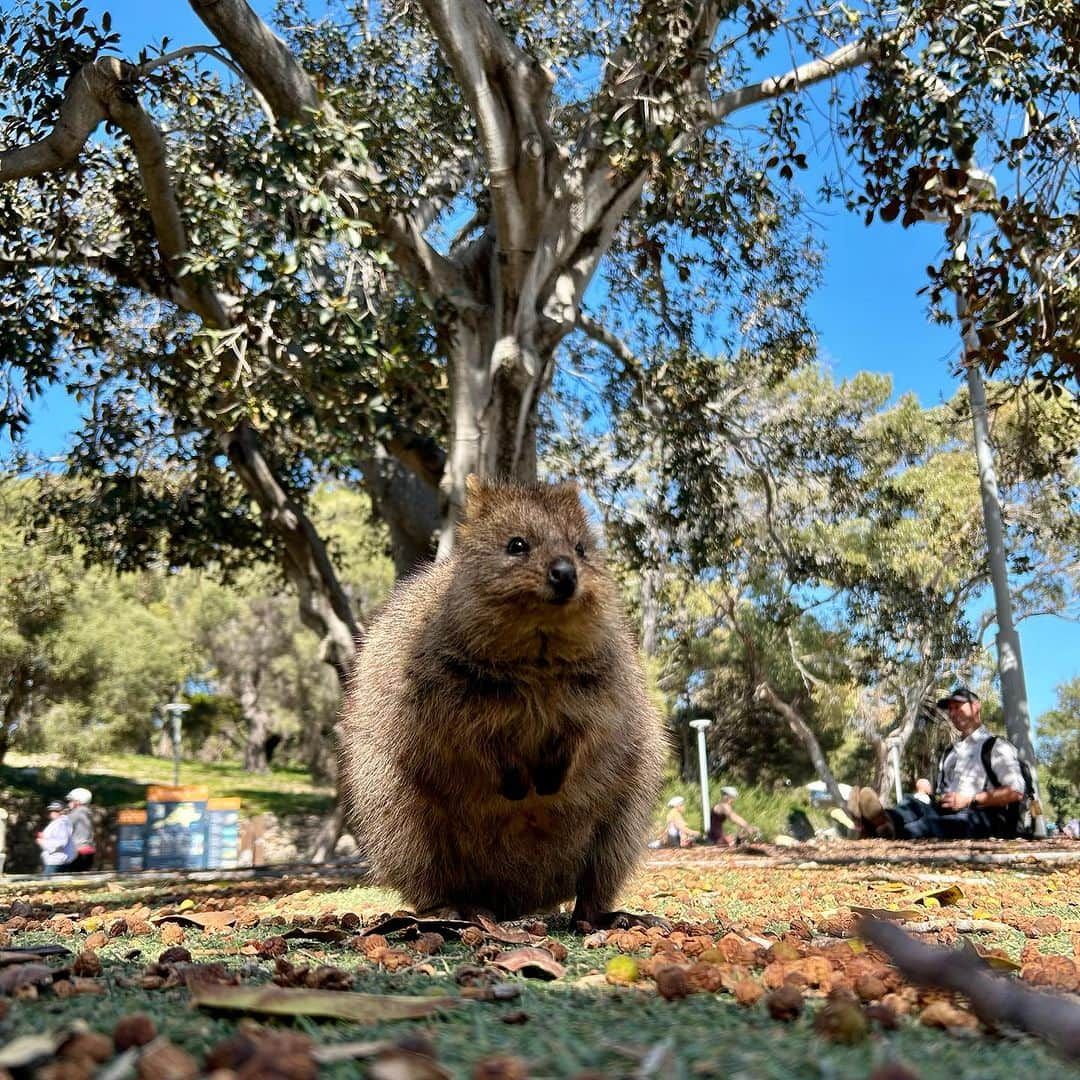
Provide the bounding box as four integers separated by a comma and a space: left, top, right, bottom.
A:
653, 795, 700, 848
709, 787, 755, 846
65, 787, 96, 871
37, 801, 75, 874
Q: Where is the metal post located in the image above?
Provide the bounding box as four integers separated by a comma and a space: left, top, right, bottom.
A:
889, 741, 903, 804
163, 703, 191, 788
690, 719, 712, 835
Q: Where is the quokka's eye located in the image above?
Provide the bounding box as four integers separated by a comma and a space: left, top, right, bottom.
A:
506, 536, 530, 555
575, 542, 587, 558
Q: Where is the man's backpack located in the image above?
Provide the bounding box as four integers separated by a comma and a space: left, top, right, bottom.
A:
938, 736, 1036, 838
980, 736, 1036, 838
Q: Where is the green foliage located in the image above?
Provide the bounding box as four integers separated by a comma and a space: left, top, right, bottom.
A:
0, 0, 1074, 595
0, 477, 392, 772
558, 357, 1079, 792
1, 750, 333, 817
1037, 677, 1080, 821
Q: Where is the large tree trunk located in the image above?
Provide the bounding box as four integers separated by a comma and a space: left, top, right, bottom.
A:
237, 671, 274, 774
225, 422, 359, 682
364, 450, 440, 577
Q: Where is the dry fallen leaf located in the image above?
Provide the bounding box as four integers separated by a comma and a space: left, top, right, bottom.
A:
475, 916, 543, 945
0, 1028, 73, 1070
368, 1046, 451, 1080
0, 962, 56, 995
191, 983, 458, 1022
491, 947, 566, 981
910, 884, 964, 909
282, 927, 348, 944
151, 911, 237, 931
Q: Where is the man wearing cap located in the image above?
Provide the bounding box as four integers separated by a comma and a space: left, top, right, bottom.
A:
66, 788, 96, 871
850, 686, 1027, 840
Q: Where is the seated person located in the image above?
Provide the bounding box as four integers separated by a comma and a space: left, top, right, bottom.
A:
849, 686, 1027, 840
708, 787, 754, 846
912, 777, 933, 804
656, 796, 700, 848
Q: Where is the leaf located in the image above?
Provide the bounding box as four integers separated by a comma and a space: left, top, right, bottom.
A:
475, 915, 544, 945
849, 906, 922, 922
282, 927, 349, 944
0, 1029, 69, 1069
367, 1047, 452, 1079
911, 884, 964, 908
969, 945, 1021, 973
491, 947, 566, 981
360, 916, 476, 940
191, 983, 457, 1022
152, 911, 237, 930
312, 1040, 392, 1065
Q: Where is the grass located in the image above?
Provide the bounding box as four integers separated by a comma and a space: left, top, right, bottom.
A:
1, 752, 335, 817
3, 861, 1079, 1079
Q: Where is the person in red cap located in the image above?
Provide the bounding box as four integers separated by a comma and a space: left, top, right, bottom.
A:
849, 686, 1028, 840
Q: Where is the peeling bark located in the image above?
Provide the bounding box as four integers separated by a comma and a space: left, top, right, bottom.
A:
754, 681, 847, 806
237, 670, 274, 774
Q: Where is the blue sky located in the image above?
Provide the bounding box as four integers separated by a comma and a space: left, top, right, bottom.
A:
14, 1, 1078, 723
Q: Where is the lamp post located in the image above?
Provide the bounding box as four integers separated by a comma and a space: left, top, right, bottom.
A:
163, 702, 191, 787
689, 719, 712, 836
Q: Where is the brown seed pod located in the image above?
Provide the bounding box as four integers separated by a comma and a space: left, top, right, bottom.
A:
113, 1013, 158, 1051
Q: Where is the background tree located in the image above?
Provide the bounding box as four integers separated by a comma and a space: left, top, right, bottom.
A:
1037, 678, 1080, 823
0, 477, 393, 776
557, 351, 1080, 800
0, 480, 76, 765
0, 0, 1074, 693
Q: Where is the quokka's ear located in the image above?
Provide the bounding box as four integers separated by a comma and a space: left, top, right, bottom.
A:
463, 473, 499, 520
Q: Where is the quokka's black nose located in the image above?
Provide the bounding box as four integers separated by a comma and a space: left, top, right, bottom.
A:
547, 557, 578, 600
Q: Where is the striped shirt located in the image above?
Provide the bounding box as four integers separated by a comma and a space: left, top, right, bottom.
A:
937, 726, 1026, 798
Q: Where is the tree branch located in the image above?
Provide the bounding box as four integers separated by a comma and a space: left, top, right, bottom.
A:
709, 38, 878, 123
754, 679, 847, 806
107, 92, 232, 328
574, 314, 639, 369
381, 426, 446, 491
540, 30, 879, 338
858, 918, 1080, 1059
0, 57, 112, 179
189, 0, 476, 308
417, 0, 555, 289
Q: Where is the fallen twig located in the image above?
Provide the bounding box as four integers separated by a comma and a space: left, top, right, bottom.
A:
858, 917, 1080, 1058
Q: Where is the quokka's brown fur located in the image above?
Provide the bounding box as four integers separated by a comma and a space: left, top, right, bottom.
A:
340, 477, 666, 922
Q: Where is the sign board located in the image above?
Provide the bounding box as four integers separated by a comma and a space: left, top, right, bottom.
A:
206, 797, 242, 869
144, 785, 209, 870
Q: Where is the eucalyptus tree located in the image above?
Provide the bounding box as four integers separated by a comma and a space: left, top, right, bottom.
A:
558, 352, 1080, 801
0, 0, 1074, 698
